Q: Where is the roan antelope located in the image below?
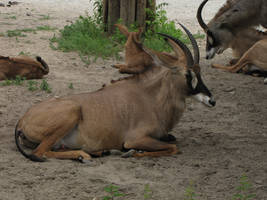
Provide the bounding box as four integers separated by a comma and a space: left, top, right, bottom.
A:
0, 55, 49, 80
15, 25, 216, 162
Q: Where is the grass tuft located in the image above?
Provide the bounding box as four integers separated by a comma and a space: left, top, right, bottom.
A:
51, 2, 204, 61
50, 16, 120, 59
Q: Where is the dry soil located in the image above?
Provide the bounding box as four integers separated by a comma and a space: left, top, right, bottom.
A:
0, 0, 266, 200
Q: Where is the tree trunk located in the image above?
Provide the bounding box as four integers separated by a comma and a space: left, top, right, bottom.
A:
103, 0, 156, 34
108, 0, 120, 33
136, 0, 147, 27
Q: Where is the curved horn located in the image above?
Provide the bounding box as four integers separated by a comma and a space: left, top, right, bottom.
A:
179, 23, 200, 65
197, 0, 209, 31
157, 32, 194, 67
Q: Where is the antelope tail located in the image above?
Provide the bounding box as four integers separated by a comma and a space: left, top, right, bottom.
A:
14, 123, 45, 162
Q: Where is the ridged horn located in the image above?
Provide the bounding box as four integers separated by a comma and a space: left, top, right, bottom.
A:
157, 33, 194, 67
197, 0, 209, 31
178, 23, 200, 65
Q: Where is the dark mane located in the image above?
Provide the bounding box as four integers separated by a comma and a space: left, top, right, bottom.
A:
95, 74, 137, 92
212, 0, 239, 21
110, 75, 136, 84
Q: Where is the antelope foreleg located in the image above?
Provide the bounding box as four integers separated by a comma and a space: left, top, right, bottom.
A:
123, 137, 179, 157
44, 150, 92, 161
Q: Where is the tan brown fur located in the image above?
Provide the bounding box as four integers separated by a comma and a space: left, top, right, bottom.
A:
212, 39, 267, 74
210, 0, 239, 24
0, 55, 49, 80
197, 0, 267, 81
15, 29, 214, 162
112, 24, 183, 74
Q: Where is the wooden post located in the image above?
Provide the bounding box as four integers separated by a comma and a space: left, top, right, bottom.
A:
108, 0, 120, 33
103, 0, 156, 33
103, 0, 108, 31
136, 0, 147, 27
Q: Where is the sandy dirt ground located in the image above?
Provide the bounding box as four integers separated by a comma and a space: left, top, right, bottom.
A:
0, 0, 266, 200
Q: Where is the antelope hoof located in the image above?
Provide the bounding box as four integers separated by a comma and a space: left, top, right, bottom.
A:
30, 154, 46, 162
77, 156, 93, 164
121, 149, 136, 158
109, 149, 123, 156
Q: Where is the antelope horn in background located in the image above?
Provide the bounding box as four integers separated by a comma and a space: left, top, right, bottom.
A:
197, 0, 209, 31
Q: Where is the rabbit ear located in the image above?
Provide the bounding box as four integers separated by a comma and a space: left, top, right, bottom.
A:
114, 24, 130, 37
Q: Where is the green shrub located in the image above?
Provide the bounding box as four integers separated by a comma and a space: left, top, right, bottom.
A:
51, 1, 203, 60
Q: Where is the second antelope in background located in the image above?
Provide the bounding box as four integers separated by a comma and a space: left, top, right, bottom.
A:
197, 0, 267, 60
14, 24, 215, 163
197, 0, 267, 83
0, 55, 49, 80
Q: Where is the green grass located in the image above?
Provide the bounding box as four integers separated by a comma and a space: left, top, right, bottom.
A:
0, 76, 26, 86
232, 175, 256, 200
102, 184, 126, 200
27, 80, 38, 91
38, 14, 51, 20
40, 80, 52, 93
184, 182, 197, 200
50, 2, 205, 62
6, 26, 56, 37
68, 83, 74, 89
50, 2, 195, 61
50, 16, 121, 59
18, 51, 31, 56
4, 15, 17, 20
36, 25, 56, 31
144, 184, 153, 200
0, 77, 52, 93
7, 30, 27, 37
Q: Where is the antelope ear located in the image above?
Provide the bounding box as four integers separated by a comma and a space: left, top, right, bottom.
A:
114, 24, 130, 37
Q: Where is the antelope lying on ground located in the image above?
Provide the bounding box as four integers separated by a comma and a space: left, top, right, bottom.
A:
212, 39, 267, 84
15, 25, 216, 162
197, 0, 267, 83
0, 55, 49, 80
197, 0, 267, 60
112, 24, 180, 74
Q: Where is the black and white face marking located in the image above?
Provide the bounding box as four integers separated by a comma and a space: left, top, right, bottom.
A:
186, 70, 216, 107
206, 31, 218, 60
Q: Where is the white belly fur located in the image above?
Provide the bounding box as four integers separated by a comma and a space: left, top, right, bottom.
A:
53, 126, 81, 149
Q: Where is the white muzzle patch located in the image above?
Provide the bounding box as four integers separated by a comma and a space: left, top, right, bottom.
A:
193, 93, 215, 107
264, 77, 267, 84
